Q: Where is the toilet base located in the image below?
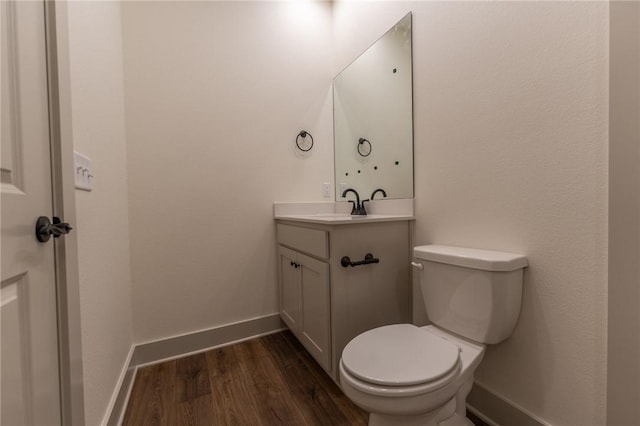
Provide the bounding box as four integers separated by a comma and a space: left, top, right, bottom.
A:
368, 397, 472, 426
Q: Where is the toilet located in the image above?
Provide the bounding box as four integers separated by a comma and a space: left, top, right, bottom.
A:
339, 244, 528, 426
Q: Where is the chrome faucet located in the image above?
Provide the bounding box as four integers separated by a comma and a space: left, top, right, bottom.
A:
342, 188, 368, 216
371, 188, 387, 200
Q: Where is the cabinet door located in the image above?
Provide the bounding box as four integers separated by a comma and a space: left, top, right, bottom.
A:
299, 253, 331, 371
278, 246, 301, 331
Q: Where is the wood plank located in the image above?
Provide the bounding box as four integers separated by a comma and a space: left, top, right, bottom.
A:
173, 396, 214, 426
263, 331, 366, 425
233, 337, 307, 425
175, 353, 211, 403
122, 361, 177, 426
279, 331, 368, 425
205, 344, 260, 425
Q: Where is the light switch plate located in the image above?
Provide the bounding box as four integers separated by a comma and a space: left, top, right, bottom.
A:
322, 182, 330, 198
74, 151, 93, 191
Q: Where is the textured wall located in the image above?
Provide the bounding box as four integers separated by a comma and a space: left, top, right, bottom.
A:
121, 1, 333, 343
333, 2, 608, 425
66, 2, 134, 425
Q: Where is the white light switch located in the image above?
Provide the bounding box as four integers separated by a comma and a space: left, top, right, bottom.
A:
74, 151, 93, 191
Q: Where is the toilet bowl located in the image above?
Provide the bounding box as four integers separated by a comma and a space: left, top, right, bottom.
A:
339, 324, 485, 426
339, 245, 527, 426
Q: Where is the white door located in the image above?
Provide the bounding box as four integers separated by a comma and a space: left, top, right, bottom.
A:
278, 246, 301, 330
1, 1, 62, 425
299, 253, 330, 371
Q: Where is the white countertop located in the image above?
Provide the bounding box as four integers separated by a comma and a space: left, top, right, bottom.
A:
274, 212, 414, 225
273, 200, 415, 224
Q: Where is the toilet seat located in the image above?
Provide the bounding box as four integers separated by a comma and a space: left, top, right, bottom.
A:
341, 324, 461, 395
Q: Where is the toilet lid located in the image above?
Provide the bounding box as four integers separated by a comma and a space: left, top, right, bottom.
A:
341, 324, 460, 387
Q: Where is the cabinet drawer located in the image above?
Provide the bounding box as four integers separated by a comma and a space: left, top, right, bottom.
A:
277, 224, 328, 259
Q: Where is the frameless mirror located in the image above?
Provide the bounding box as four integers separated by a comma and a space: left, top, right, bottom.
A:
333, 13, 413, 201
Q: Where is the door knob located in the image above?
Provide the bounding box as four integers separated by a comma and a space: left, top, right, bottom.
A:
35, 216, 73, 243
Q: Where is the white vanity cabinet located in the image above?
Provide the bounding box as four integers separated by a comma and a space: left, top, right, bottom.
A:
276, 219, 411, 382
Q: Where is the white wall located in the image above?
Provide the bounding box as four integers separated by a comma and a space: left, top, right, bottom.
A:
608, 2, 640, 424
66, 2, 134, 425
333, 2, 608, 425
121, 1, 333, 343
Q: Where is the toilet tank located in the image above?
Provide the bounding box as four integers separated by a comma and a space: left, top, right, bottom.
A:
414, 245, 528, 344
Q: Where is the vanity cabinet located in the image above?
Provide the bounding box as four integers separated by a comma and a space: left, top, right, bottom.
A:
276, 219, 411, 382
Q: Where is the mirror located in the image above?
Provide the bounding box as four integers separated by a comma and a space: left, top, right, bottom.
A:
333, 13, 413, 201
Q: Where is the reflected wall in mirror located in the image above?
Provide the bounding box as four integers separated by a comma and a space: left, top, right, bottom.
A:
334, 13, 413, 200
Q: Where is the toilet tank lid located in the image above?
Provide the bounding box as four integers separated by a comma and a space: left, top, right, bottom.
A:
413, 245, 528, 271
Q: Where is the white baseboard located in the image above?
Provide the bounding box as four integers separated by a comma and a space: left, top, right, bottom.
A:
468, 382, 549, 426
102, 343, 136, 426
105, 313, 285, 425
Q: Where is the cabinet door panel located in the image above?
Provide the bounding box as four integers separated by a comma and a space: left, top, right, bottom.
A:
330, 221, 410, 375
299, 254, 331, 371
279, 246, 300, 331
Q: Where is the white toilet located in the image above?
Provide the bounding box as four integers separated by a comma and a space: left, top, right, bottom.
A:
339, 244, 528, 426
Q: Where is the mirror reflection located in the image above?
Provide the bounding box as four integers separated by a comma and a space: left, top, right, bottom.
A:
333, 13, 413, 201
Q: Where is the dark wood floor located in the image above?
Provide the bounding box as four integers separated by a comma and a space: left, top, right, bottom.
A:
122, 330, 368, 425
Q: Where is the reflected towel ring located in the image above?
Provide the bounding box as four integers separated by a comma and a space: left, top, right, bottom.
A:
296, 131, 314, 152
357, 138, 372, 157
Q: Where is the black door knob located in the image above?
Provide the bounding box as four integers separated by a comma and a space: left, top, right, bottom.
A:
35, 216, 73, 243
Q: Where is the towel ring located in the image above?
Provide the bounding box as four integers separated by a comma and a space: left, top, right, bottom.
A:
296, 131, 314, 152
357, 138, 372, 157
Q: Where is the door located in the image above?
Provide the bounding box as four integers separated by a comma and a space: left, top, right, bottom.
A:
278, 246, 301, 330
278, 246, 331, 371
299, 252, 330, 371
1, 1, 62, 425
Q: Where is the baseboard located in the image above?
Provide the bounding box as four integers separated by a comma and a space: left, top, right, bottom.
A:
467, 382, 549, 426
105, 313, 285, 425
132, 313, 285, 367
103, 344, 136, 426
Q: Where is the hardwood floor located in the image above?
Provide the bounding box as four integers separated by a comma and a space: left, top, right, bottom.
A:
122, 330, 368, 425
